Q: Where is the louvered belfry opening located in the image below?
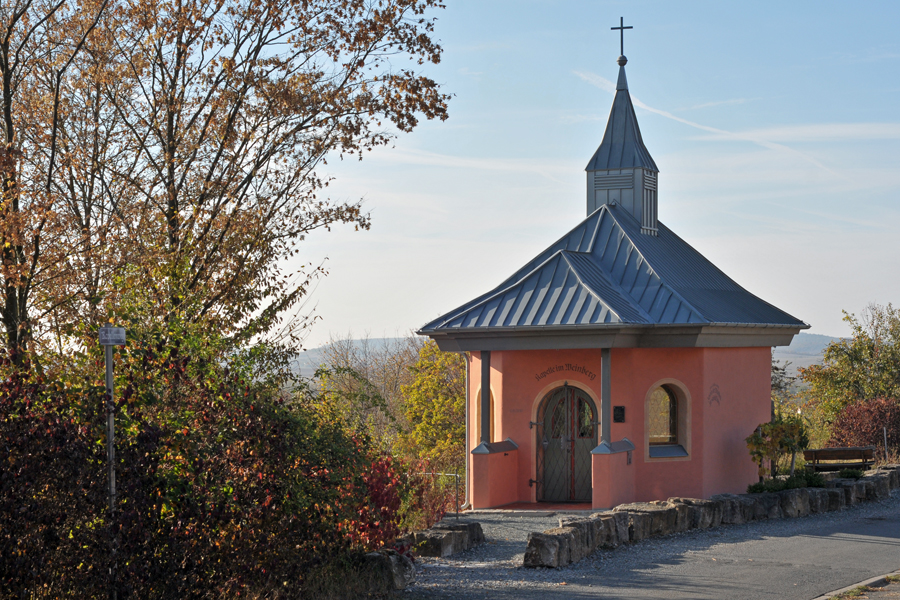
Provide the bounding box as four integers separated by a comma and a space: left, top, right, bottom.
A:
585, 59, 659, 235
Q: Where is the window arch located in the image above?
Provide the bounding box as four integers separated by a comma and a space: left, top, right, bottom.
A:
644, 380, 691, 459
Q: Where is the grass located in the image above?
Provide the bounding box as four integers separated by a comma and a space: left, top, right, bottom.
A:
831, 574, 900, 599
833, 585, 872, 599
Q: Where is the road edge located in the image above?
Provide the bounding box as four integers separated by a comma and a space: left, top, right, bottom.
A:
810, 570, 900, 600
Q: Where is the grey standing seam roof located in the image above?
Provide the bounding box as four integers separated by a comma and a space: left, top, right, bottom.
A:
585, 66, 658, 172
419, 204, 806, 334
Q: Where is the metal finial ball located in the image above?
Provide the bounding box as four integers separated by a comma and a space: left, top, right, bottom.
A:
617, 55, 628, 66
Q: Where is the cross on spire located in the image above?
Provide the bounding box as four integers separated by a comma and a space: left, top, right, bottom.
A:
611, 17, 632, 57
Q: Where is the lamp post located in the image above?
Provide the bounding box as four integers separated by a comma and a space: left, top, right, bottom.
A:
99, 323, 126, 600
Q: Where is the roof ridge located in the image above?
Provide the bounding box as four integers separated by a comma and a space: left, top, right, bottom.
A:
560, 250, 653, 324
423, 249, 573, 330
601, 206, 707, 323
558, 251, 627, 323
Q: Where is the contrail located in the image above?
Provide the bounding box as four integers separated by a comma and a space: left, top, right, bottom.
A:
573, 70, 834, 174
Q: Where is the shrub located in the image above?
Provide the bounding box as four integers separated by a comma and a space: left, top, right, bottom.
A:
839, 468, 864, 480
1, 334, 413, 599
828, 397, 900, 460
747, 415, 809, 478
746, 471, 825, 494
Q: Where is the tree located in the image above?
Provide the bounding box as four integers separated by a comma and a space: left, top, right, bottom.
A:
0, 0, 113, 364
3, 0, 451, 365
799, 304, 900, 420
396, 339, 465, 473
317, 334, 423, 448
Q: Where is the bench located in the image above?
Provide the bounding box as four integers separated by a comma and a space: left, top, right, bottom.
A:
803, 446, 875, 472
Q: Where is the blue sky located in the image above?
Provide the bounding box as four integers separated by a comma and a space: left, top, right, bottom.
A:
297, 1, 900, 347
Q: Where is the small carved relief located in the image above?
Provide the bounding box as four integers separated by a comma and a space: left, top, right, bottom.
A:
708, 383, 722, 406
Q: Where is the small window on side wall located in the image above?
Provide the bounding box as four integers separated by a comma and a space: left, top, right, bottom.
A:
648, 386, 677, 445
646, 383, 689, 458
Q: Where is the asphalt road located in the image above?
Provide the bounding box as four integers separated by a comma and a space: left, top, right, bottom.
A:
407, 491, 900, 600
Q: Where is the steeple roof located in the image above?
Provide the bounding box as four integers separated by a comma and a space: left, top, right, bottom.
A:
585, 64, 658, 172
418, 205, 807, 351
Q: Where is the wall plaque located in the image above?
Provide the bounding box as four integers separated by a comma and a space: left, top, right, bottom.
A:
613, 405, 625, 423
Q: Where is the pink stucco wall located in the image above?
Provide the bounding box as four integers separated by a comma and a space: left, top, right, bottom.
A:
471, 448, 519, 509
592, 451, 635, 510
467, 346, 771, 508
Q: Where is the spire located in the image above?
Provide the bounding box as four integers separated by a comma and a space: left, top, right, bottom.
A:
585, 18, 659, 235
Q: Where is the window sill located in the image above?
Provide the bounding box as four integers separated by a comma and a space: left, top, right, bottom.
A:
649, 444, 689, 458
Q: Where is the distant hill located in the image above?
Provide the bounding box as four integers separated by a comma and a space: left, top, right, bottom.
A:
293, 337, 408, 378
773, 332, 841, 376
294, 332, 839, 379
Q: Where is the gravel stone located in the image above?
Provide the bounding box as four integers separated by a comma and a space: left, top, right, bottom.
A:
403, 491, 900, 599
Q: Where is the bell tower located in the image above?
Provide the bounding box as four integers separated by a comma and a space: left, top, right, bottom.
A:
585, 18, 659, 235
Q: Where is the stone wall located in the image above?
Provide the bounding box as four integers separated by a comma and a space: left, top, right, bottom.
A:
523, 466, 900, 568
402, 521, 485, 558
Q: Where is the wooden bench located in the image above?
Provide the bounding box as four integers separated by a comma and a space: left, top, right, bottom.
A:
803, 446, 876, 472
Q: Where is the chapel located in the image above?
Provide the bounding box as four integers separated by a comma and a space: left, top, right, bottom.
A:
418, 28, 807, 510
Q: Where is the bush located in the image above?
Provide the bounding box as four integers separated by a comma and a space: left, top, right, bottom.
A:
1, 334, 415, 598
746, 471, 825, 494
839, 468, 864, 480
828, 397, 900, 460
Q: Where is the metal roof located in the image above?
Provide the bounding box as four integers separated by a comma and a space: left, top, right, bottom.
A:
419, 204, 807, 336
585, 66, 659, 172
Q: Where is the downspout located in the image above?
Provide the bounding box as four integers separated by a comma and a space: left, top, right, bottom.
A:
601, 348, 611, 443
480, 351, 491, 443
461, 351, 471, 510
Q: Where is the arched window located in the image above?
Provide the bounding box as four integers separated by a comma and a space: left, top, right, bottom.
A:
645, 382, 690, 459
648, 385, 677, 445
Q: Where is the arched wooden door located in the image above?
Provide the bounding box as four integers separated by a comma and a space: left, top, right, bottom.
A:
535, 385, 597, 502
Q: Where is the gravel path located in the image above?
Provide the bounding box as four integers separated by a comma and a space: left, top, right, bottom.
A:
403, 491, 900, 600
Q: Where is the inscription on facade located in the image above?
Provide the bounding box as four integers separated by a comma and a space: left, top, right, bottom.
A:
534, 363, 596, 382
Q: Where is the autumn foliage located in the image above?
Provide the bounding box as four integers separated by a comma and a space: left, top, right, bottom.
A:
828, 397, 900, 459
0, 325, 425, 598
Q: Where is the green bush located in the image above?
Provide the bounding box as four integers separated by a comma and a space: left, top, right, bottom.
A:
747, 471, 826, 494
839, 468, 864, 479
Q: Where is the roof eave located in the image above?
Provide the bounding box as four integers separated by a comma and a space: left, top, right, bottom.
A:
417, 322, 807, 352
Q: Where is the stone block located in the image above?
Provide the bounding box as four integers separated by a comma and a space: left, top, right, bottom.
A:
595, 516, 618, 548
834, 480, 858, 505
865, 474, 890, 499
711, 494, 745, 524
778, 488, 810, 518
736, 494, 761, 522
880, 468, 899, 489
627, 511, 651, 542
413, 530, 461, 557
668, 497, 723, 529
363, 549, 416, 591
824, 488, 845, 512
543, 527, 578, 565
615, 502, 677, 537
666, 501, 691, 532
524, 532, 560, 568
431, 521, 485, 551
557, 518, 593, 555
592, 511, 630, 545
806, 488, 827, 514
751, 492, 783, 520
854, 480, 868, 503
